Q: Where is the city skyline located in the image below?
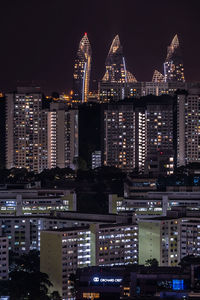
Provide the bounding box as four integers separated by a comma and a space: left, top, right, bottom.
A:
0, 32, 191, 94
1, 1, 200, 299
0, 0, 199, 93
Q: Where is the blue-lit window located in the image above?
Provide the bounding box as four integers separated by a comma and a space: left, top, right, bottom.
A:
172, 279, 184, 290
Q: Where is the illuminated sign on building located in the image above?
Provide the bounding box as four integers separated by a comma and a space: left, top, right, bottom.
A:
92, 276, 122, 284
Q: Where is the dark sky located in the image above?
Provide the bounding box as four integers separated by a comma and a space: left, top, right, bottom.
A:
0, 0, 200, 94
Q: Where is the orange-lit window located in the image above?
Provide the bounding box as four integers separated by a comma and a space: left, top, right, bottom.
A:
83, 293, 100, 299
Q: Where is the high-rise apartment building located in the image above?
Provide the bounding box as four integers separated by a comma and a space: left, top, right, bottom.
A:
103, 97, 175, 174
40, 226, 94, 299
40, 222, 138, 299
6, 89, 79, 172
6, 87, 48, 173
103, 104, 137, 172
145, 98, 175, 175
164, 34, 185, 82
146, 100, 174, 157
177, 89, 200, 166
146, 101, 173, 155
47, 102, 78, 169
102, 35, 137, 84
73, 33, 92, 103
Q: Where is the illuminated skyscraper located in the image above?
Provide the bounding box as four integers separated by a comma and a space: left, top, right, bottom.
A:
164, 34, 185, 82
73, 33, 92, 103
102, 35, 137, 83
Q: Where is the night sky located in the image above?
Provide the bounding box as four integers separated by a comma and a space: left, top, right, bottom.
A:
0, 0, 200, 94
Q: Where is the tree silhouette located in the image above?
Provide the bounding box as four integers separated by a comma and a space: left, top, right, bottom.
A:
145, 258, 159, 268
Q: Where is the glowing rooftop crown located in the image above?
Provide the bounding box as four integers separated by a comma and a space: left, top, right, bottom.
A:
78, 33, 91, 58
108, 35, 121, 55
166, 34, 180, 61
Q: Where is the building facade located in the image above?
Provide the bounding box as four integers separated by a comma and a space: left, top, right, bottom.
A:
177, 89, 200, 166
40, 222, 138, 299
103, 104, 137, 172
109, 191, 200, 216
0, 188, 77, 216
0, 211, 129, 254
92, 151, 101, 169
40, 226, 94, 299
145, 98, 175, 176
6, 87, 48, 173
0, 236, 8, 280
47, 102, 78, 169
139, 215, 200, 267
102, 97, 175, 174
97, 223, 138, 267
98, 81, 187, 103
